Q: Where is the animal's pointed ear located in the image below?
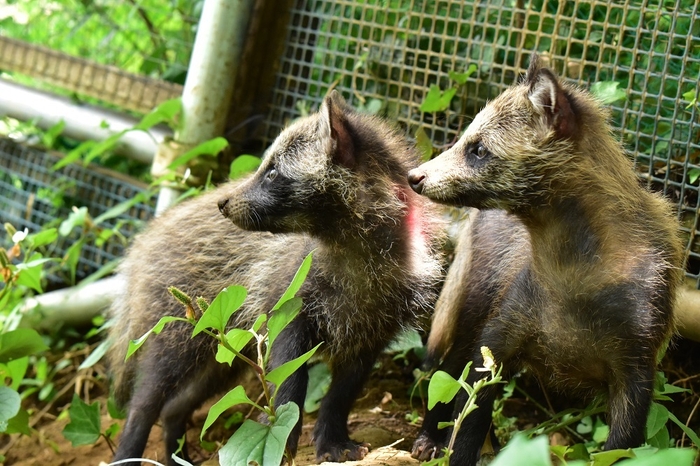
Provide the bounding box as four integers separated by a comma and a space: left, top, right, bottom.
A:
320, 91, 356, 169
526, 56, 577, 139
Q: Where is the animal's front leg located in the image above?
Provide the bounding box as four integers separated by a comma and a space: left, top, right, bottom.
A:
268, 317, 313, 457
313, 353, 375, 462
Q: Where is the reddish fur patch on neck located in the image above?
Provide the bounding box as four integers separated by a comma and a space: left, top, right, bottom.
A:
395, 185, 429, 250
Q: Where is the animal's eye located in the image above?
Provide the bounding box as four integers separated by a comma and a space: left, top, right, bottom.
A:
475, 143, 489, 160
265, 168, 278, 182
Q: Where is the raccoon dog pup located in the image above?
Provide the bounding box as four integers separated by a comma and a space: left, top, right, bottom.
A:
108, 91, 445, 465
407, 55, 682, 465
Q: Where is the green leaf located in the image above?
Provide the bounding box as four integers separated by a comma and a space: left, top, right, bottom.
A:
167, 137, 229, 170
27, 228, 58, 248
427, 370, 461, 410
304, 362, 331, 413
201, 385, 254, 440
590, 449, 635, 466
93, 190, 153, 225
84, 131, 126, 165
267, 343, 323, 391
490, 434, 552, 466
0, 329, 48, 363
271, 252, 313, 311
215, 328, 255, 365
688, 168, 700, 185
0, 386, 21, 432
448, 64, 477, 84
5, 357, 29, 390
420, 85, 458, 113
41, 120, 65, 148
79, 338, 112, 370
14, 260, 44, 293
218, 402, 299, 466
683, 89, 697, 109
62, 394, 101, 446
5, 407, 30, 435
617, 448, 695, 465
590, 81, 627, 105
268, 297, 303, 348
59, 207, 88, 236
192, 286, 247, 336
646, 402, 669, 439
63, 238, 87, 285
126, 316, 188, 360
229, 154, 262, 180
135, 98, 182, 131
666, 411, 700, 447
52, 141, 96, 170
107, 395, 126, 420
415, 127, 434, 162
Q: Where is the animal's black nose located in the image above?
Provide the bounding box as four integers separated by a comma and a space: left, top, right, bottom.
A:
217, 198, 229, 214
407, 169, 426, 194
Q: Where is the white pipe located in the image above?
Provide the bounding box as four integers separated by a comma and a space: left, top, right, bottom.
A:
0, 78, 169, 164
156, 0, 255, 214
18, 276, 125, 331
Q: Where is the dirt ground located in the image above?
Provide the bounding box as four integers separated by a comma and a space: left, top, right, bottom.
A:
2, 337, 700, 466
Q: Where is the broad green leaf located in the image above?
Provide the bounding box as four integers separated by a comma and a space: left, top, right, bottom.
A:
59, 207, 88, 236
427, 370, 460, 410
5, 407, 30, 435
271, 252, 313, 311
646, 402, 669, 439
27, 228, 58, 248
267, 343, 323, 391
229, 155, 262, 180
590, 449, 635, 466
591, 81, 626, 105
592, 417, 610, 444
0, 386, 21, 432
387, 329, 423, 353
4, 357, 29, 390
304, 362, 331, 413
126, 316, 188, 360
107, 395, 126, 420
62, 394, 101, 446
415, 127, 434, 162
490, 434, 552, 466
218, 402, 299, 466
420, 85, 457, 113
268, 297, 303, 348
79, 338, 112, 370
617, 447, 695, 465
167, 137, 229, 170
201, 385, 254, 440
448, 64, 477, 84
215, 328, 255, 365
192, 286, 247, 336
14, 260, 43, 293
0, 329, 48, 363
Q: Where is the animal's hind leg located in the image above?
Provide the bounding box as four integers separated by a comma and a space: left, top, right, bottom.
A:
604, 362, 655, 450
113, 366, 169, 465
160, 361, 233, 466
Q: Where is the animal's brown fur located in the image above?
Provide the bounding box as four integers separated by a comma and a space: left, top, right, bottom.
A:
108, 92, 445, 465
408, 55, 683, 465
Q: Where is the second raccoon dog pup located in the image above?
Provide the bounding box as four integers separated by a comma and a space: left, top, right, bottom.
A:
408, 55, 682, 465
108, 91, 445, 465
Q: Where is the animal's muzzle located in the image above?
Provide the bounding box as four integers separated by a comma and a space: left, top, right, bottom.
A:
407, 169, 426, 195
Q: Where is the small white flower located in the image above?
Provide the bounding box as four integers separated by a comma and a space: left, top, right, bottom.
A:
12, 228, 28, 244
475, 346, 496, 372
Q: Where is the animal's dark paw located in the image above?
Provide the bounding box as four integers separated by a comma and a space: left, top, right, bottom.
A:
315, 440, 370, 463
411, 432, 442, 461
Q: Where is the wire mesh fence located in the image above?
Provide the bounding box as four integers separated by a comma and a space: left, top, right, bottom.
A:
260, 0, 700, 286
0, 138, 155, 285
